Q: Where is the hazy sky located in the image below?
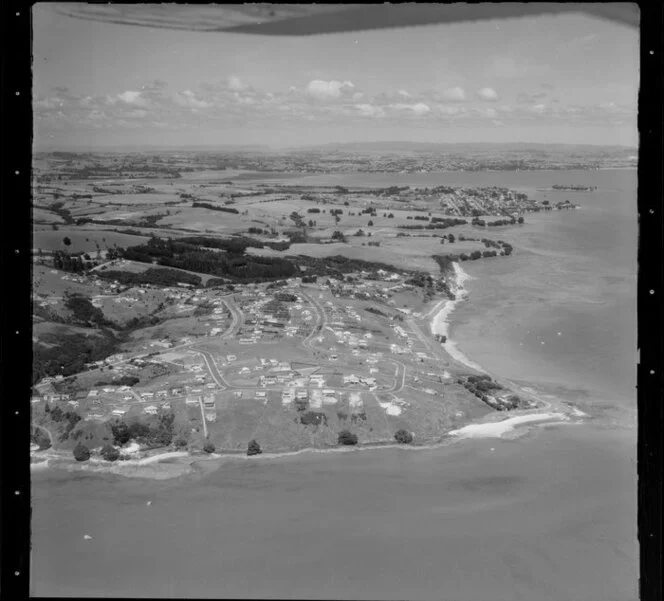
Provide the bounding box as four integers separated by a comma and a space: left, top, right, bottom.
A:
33, 4, 639, 149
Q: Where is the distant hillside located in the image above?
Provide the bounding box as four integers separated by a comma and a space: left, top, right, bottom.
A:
34, 144, 273, 154
292, 141, 637, 154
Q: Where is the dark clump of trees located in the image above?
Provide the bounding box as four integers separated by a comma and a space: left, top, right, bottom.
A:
284, 229, 307, 243
31, 428, 51, 450
337, 430, 358, 445
95, 375, 140, 387
98, 267, 202, 288
203, 441, 216, 454
432, 255, 455, 274
300, 411, 328, 426
64, 294, 113, 327
193, 303, 215, 317
264, 240, 291, 251
294, 254, 402, 278
33, 329, 119, 384
206, 277, 227, 288
110, 412, 176, 448
179, 235, 264, 254
331, 230, 347, 242
307, 208, 321, 213
275, 292, 297, 302
247, 439, 262, 456
301, 275, 317, 283
73, 442, 90, 462
117, 237, 299, 282
394, 429, 414, 444
192, 202, 239, 214
52, 250, 86, 273
100, 444, 120, 462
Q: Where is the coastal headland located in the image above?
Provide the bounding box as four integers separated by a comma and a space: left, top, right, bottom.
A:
30, 156, 610, 479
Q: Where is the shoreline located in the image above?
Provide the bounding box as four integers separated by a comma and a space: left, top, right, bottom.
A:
31, 407, 590, 481
430, 262, 488, 374
428, 260, 594, 420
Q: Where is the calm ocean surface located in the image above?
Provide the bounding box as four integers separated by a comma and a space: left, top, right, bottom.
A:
31, 169, 638, 599
447, 169, 637, 422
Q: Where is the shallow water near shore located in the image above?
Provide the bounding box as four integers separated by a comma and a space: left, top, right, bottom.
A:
447, 169, 637, 421
31, 169, 638, 599
31, 424, 636, 600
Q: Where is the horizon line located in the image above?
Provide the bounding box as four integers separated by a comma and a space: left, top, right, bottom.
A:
33, 140, 639, 152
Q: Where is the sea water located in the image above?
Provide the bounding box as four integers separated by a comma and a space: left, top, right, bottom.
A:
447, 169, 637, 424
31, 425, 637, 600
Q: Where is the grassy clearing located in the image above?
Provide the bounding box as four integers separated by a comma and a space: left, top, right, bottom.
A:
33, 230, 150, 253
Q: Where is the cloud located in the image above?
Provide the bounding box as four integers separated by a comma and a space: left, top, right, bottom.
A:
516, 90, 548, 104
175, 90, 211, 109
234, 93, 256, 105
355, 104, 385, 117
35, 97, 64, 109
126, 109, 148, 119
441, 87, 466, 102
141, 80, 168, 92
397, 90, 411, 98
390, 102, 431, 116
228, 76, 248, 91
436, 104, 465, 116
306, 79, 355, 99
472, 107, 497, 118
476, 87, 499, 101
86, 110, 107, 120
117, 91, 150, 107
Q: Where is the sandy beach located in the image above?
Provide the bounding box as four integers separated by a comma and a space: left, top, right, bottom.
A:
430, 262, 488, 374
449, 412, 570, 439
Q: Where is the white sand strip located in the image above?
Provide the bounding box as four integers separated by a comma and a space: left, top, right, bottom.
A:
448, 412, 569, 439
430, 262, 487, 373
125, 451, 190, 465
